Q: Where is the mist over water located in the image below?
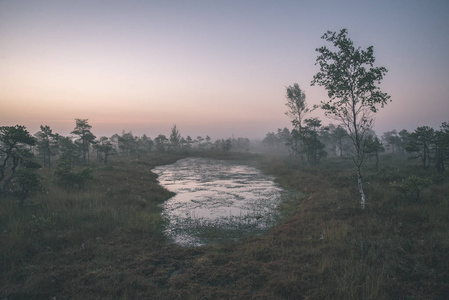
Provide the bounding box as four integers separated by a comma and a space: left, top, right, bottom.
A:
153, 157, 285, 246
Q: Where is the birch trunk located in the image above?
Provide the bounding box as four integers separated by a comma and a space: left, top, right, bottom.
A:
357, 169, 366, 209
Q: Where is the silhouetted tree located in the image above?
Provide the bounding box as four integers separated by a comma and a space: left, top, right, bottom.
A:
317, 125, 333, 155
54, 162, 93, 189
35, 125, 59, 168
398, 129, 410, 155
383, 129, 410, 155
169, 125, 181, 152
0, 125, 38, 199
185, 136, 193, 150
54, 137, 93, 189
284, 83, 309, 158
382, 130, 400, 154
232, 138, 250, 152
276, 128, 293, 155
196, 136, 204, 150
263, 132, 282, 151
205, 136, 212, 150
58, 136, 79, 166
13, 165, 42, 206
221, 139, 232, 152
434, 122, 449, 172
94, 136, 116, 164
71, 119, 95, 164
365, 134, 384, 169
139, 134, 153, 153
329, 125, 349, 158
118, 131, 138, 155
285, 83, 309, 131
154, 134, 168, 152
406, 126, 434, 168
301, 118, 327, 165
312, 29, 390, 209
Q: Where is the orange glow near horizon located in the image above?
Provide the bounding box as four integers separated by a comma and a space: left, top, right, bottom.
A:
1, 1, 448, 139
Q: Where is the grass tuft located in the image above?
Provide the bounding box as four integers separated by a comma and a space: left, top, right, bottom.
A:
1, 152, 448, 299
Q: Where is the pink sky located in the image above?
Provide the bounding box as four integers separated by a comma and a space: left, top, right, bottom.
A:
1, 0, 448, 139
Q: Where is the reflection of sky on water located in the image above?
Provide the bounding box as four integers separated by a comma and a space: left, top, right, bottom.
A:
152, 157, 283, 246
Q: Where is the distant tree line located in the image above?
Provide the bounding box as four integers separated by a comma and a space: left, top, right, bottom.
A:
263, 121, 449, 171
0, 119, 253, 206
261, 28, 449, 209
2, 28, 448, 212
1, 117, 447, 208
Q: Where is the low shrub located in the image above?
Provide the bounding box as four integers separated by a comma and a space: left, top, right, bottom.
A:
390, 175, 432, 202
54, 163, 93, 189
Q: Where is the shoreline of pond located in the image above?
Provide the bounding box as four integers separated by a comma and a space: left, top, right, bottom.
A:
152, 157, 289, 247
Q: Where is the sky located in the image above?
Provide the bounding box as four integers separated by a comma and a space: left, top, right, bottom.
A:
1, 0, 448, 140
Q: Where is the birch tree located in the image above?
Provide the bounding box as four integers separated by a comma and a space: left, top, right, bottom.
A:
284, 83, 309, 157
311, 29, 390, 209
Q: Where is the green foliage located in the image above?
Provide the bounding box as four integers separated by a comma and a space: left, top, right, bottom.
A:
54, 162, 93, 189
284, 84, 313, 160
71, 119, 95, 164
311, 28, 390, 209
406, 126, 434, 168
365, 134, 384, 169
434, 122, 449, 172
94, 136, 116, 164
58, 136, 80, 166
382, 129, 409, 155
328, 124, 350, 158
312, 29, 390, 116
390, 175, 432, 202
403, 122, 449, 172
12, 168, 43, 206
138, 134, 154, 153
0, 125, 36, 147
300, 118, 327, 165
0, 125, 37, 198
311, 28, 390, 154
154, 134, 168, 152
117, 131, 138, 155
34, 125, 59, 168
285, 83, 309, 130
169, 124, 181, 152
262, 129, 292, 154
185, 136, 193, 150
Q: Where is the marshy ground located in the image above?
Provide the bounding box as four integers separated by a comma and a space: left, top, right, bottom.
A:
153, 157, 285, 247
1, 152, 448, 299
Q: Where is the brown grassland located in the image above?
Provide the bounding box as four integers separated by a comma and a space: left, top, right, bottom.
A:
0, 152, 448, 299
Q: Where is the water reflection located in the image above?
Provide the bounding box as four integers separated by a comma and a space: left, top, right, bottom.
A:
152, 157, 284, 247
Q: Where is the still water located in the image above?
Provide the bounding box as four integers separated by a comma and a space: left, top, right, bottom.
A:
152, 157, 285, 247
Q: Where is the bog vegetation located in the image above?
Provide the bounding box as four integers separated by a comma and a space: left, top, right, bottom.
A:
1, 29, 448, 299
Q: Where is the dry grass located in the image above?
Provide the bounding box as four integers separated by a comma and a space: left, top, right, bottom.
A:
0, 153, 183, 280
1, 152, 448, 299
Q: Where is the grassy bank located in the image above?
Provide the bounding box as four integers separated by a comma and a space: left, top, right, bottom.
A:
0, 153, 185, 297
0, 153, 448, 299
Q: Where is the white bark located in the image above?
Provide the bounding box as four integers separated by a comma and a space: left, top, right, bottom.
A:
357, 170, 366, 209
